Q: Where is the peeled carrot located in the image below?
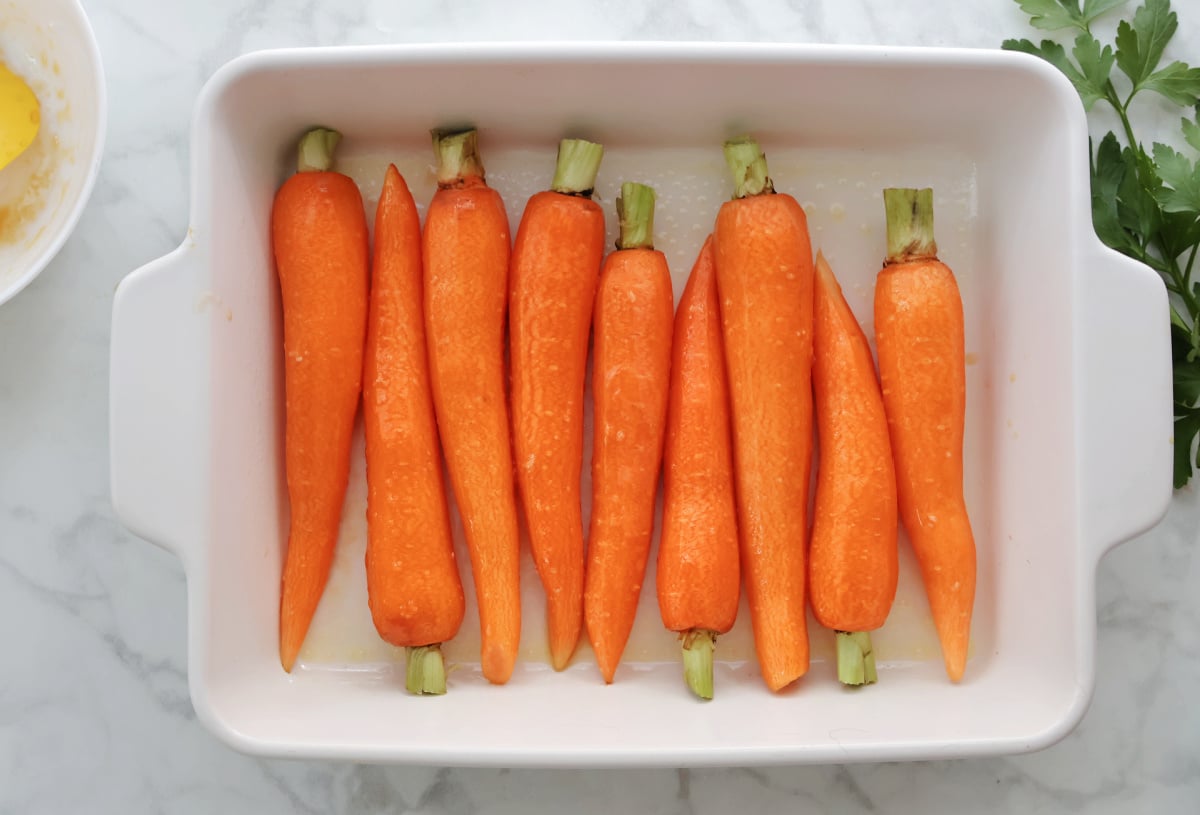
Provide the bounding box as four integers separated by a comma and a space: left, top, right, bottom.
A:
584, 182, 674, 684
657, 235, 740, 700
423, 129, 522, 685
874, 187, 976, 683
510, 138, 606, 670
273, 128, 369, 672
713, 137, 813, 692
810, 250, 898, 687
363, 164, 465, 694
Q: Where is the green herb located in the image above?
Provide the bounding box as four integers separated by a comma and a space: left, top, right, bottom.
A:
1004, 0, 1200, 488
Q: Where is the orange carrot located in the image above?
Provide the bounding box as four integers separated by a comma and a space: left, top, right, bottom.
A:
584, 182, 674, 684
422, 129, 522, 685
510, 138, 606, 670
874, 187, 976, 683
657, 235, 740, 700
273, 128, 369, 672
712, 137, 813, 692
363, 163, 465, 695
810, 250, 898, 686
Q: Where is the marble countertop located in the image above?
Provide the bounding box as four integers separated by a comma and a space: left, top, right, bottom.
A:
2, 0, 1198, 811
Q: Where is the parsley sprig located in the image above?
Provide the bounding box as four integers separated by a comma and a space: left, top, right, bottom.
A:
1003, 0, 1200, 488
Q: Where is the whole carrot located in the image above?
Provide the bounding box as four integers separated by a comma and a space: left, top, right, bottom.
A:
272, 128, 369, 672
363, 164, 465, 695
657, 235, 740, 700
810, 250, 898, 687
423, 129, 522, 685
584, 182, 674, 684
874, 187, 976, 683
713, 137, 814, 692
510, 138, 606, 670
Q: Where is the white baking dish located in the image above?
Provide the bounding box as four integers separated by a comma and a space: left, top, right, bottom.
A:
109, 43, 1172, 766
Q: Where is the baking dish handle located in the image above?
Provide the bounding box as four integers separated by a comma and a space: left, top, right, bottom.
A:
1078, 242, 1173, 561
110, 243, 208, 565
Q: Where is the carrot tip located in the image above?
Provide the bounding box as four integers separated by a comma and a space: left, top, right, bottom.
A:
836, 631, 878, 686
405, 645, 448, 695
681, 629, 716, 700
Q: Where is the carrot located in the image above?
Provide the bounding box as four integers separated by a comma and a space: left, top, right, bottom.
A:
874, 187, 976, 683
657, 234, 740, 700
273, 128, 369, 672
809, 250, 899, 687
362, 163, 465, 695
712, 137, 814, 692
584, 182, 674, 684
510, 138, 606, 670
423, 129, 522, 685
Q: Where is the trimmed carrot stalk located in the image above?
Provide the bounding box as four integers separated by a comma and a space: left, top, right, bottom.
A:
273, 128, 370, 672
406, 645, 448, 695
510, 138, 607, 670
423, 128, 522, 685
363, 164, 465, 695
584, 182, 674, 684
810, 250, 898, 687
875, 187, 976, 683
713, 136, 813, 692
657, 235, 740, 700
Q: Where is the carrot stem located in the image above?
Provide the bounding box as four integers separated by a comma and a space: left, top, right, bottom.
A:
883, 187, 938, 263
405, 645, 448, 695
681, 629, 716, 700
432, 128, 485, 187
616, 181, 656, 250
722, 137, 774, 199
836, 631, 878, 686
550, 138, 604, 197
297, 127, 341, 173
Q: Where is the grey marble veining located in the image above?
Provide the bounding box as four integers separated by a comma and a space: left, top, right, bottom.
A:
1, 0, 1198, 812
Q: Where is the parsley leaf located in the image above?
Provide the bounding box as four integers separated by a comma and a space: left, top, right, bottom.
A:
1073, 32, 1117, 109
1115, 0, 1177, 89
1173, 407, 1200, 488
1016, 0, 1086, 31
1141, 61, 1200, 106
1183, 112, 1200, 152
1117, 144, 1162, 238
1151, 142, 1200, 213
1092, 133, 1139, 251
1002, 38, 1110, 109
1083, 0, 1129, 21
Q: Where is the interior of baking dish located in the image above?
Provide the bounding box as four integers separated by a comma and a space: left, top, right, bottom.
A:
187, 46, 1090, 763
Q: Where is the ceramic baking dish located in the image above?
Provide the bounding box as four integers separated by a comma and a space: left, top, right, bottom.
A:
109, 43, 1172, 766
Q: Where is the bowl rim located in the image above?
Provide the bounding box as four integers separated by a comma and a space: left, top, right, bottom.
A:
0, 0, 107, 307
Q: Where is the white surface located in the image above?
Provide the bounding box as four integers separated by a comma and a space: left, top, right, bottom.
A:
0, 0, 104, 306
109, 42, 1169, 765
3, 0, 1199, 810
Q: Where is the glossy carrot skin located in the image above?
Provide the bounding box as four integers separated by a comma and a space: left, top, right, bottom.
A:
714, 192, 814, 692
510, 190, 606, 670
273, 169, 369, 672
364, 165, 466, 649
875, 258, 975, 682
658, 236, 740, 635
810, 254, 898, 633
424, 176, 522, 684
584, 248, 674, 683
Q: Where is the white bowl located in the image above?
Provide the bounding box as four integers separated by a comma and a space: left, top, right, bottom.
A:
110, 43, 1171, 766
0, 0, 105, 306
